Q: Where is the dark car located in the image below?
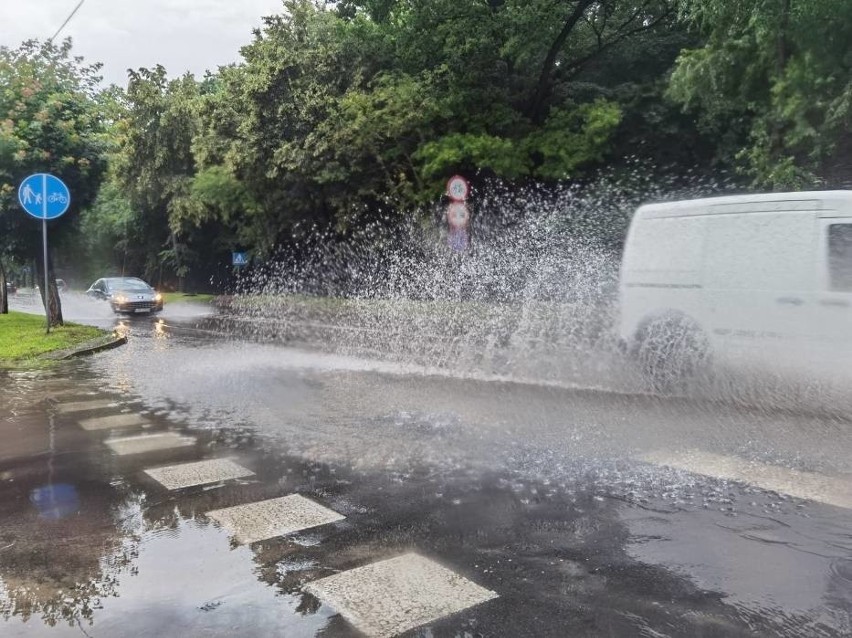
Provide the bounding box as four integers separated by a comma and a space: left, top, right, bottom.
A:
86, 277, 164, 314
5, 281, 16, 295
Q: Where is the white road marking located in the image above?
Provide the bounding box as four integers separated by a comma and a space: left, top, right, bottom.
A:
641, 449, 852, 509
305, 553, 497, 638
207, 494, 345, 544
144, 458, 254, 490
35, 389, 98, 401
78, 413, 150, 431
105, 432, 196, 456
55, 399, 117, 414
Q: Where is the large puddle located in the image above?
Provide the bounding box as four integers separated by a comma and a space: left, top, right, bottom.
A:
1, 361, 850, 636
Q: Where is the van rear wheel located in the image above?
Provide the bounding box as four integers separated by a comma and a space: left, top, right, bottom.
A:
632, 314, 709, 393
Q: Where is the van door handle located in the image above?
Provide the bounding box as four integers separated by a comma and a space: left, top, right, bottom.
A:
820, 299, 850, 308
776, 297, 804, 306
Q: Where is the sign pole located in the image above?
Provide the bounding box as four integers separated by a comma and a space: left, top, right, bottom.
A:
42, 174, 49, 334
17, 173, 71, 332
446, 175, 471, 252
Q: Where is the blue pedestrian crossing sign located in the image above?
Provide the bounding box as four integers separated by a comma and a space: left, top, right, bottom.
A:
18, 173, 71, 220
232, 252, 249, 266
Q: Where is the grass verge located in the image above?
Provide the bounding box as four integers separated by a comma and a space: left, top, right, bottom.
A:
161, 292, 216, 304
0, 311, 106, 365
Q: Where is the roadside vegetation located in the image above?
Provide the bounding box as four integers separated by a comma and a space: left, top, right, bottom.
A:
0, 311, 105, 365
1, 0, 850, 313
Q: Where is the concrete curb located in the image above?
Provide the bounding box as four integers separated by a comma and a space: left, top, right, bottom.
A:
41, 332, 128, 361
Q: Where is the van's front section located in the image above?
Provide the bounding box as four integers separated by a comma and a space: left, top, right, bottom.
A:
814, 195, 852, 375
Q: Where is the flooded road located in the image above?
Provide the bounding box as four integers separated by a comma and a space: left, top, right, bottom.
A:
2, 294, 851, 636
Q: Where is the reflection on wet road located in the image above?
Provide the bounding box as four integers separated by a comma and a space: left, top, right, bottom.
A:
1, 297, 851, 636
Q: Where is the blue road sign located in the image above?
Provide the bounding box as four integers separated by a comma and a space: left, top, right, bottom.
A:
30, 483, 80, 520
232, 252, 249, 266
18, 173, 71, 220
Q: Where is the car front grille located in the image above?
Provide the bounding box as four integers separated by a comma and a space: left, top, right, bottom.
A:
121, 300, 156, 309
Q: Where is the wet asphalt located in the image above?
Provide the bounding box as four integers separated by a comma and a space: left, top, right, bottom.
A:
0, 293, 850, 637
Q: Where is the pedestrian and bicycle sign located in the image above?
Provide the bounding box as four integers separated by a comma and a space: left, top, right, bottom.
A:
18, 173, 71, 220
17, 172, 71, 334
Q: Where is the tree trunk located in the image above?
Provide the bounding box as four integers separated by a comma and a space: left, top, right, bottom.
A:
0, 259, 7, 315
769, 0, 792, 167
527, 0, 595, 124
776, 0, 791, 75
36, 250, 64, 328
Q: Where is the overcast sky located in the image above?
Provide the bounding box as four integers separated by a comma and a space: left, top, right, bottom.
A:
1, 0, 286, 86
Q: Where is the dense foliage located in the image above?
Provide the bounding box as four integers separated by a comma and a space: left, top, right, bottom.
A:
670, 0, 852, 188
0, 39, 109, 318
0, 0, 849, 293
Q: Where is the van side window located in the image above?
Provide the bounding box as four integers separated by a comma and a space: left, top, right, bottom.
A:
828, 224, 852, 291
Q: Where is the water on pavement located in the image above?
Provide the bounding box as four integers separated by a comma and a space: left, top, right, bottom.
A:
1, 294, 850, 636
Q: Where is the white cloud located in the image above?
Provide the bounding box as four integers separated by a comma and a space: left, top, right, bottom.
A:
0, 0, 286, 86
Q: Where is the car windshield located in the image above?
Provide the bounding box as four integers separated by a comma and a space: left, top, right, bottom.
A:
107, 278, 150, 292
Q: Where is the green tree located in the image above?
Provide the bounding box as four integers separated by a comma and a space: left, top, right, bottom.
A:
199, 2, 389, 243
669, 0, 852, 188
0, 39, 108, 321
75, 178, 134, 282
199, 0, 682, 239
112, 66, 202, 287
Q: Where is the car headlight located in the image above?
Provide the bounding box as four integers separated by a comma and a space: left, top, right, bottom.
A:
154, 293, 162, 302
115, 295, 127, 303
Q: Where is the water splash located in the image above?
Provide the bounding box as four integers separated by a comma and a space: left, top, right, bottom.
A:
221, 167, 734, 389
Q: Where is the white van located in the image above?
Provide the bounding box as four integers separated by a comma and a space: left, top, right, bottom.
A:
618, 191, 852, 387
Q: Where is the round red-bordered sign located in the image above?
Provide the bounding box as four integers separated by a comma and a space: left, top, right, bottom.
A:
447, 201, 470, 228
446, 175, 470, 202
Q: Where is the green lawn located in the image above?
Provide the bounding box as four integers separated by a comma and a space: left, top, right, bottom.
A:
0, 311, 105, 364
161, 292, 217, 304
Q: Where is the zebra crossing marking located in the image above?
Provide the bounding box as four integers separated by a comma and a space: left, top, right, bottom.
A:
207, 494, 345, 544
305, 552, 497, 638
78, 413, 150, 431
105, 432, 196, 456
144, 458, 254, 490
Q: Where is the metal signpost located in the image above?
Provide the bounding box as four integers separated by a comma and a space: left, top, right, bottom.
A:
446, 175, 471, 252
17, 173, 71, 333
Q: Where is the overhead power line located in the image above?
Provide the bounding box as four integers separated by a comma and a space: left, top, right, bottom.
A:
49, 0, 86, 43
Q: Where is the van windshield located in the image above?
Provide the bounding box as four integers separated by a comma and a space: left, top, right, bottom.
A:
828, 224, 852, 291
